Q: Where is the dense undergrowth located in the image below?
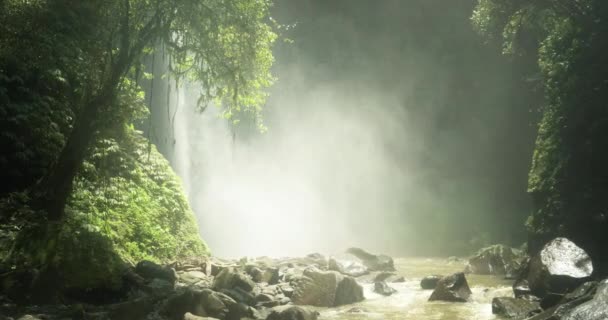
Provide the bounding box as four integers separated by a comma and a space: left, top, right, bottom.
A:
0, 31, 209, 293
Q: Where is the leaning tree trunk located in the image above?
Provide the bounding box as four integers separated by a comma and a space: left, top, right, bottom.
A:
34, 91, 114, 221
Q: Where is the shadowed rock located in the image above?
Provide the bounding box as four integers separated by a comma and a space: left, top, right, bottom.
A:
428, 273, 472, 302
527, 238, 593, 299
466, 244, 525, 278
374, 281, 397, 296
491, 297, 541, 318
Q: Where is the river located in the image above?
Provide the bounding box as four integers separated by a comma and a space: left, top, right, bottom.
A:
316, 257, 513, 320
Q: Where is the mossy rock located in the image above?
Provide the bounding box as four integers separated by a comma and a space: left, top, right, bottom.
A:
2, 128, 209, 301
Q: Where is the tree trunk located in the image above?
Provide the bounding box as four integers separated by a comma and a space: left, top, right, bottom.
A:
34, 91, 113, 221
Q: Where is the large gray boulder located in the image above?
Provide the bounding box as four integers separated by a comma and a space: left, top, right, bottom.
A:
527, 238, 593, 298
428, 273, 472, 302
345, 248, 395, 271
291, 268, 364, 307
466, 244, 525, 277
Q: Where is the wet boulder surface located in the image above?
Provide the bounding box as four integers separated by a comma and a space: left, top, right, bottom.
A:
527, 238, 593, 299
466, 244, 525, 278
373, 281, 397, 296
291, 268, 364, 307
491, 297, 541, 318
428, 272, 472, 302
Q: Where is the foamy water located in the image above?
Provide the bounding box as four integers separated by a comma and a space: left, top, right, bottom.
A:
316, 257, 513, 320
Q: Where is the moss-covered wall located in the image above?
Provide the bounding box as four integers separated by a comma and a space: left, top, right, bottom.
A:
526, 5, 608, 273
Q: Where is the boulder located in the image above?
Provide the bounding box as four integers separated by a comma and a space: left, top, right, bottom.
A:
328, 258, 369, 277
491, 297, 541, 318
374, 281, 397, 296
291, 268, 340, 307
428, 273, 472, 302
213, 268, 256, 293
563, 279, 608, 320
345, 248, 395, 271
179, 271, 209, 286
291, 268, 364, 307
420, 275, 442, 290
465, 244, 525, 277
136, 260, 177, 284
335, 276, 365, 306
527, 238, 593, 298
266, 306, 320, 320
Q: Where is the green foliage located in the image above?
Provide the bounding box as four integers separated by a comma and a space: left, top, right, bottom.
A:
473, 0, 608, 262
68, 128, 209, 264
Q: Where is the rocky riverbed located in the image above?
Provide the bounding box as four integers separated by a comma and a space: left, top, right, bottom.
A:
1, 240, 607, 320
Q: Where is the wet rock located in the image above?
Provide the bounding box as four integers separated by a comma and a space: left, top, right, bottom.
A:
491, 297, 541, 318
136, 260, 177, 284
225, 302, 256, 320
292, 268, 340, 307
346, 307, 369, 313
420, 275, 442, 290
563, 279, 608, 320
200, 289, 236, 318
266, 306, 320, 320
428, 273, 472, 302
328, 258, 369, 277
292, 268, 364, 307
345, 248, 395, 271
335, 276, 365, 306
254, 293, 279, 308
220, 287, 256, 306
527, 238, 593, 298
374, 281, 397, 296
180, 270, 209, 286
466, 244, 525, 277
279, 284, 294, 298
213, 267, 255, 293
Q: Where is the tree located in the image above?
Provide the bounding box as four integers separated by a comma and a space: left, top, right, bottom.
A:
5, 0, 277, 221
473, 0, 608, 273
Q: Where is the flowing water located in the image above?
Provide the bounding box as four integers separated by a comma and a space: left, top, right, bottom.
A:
318, 257, 513, 320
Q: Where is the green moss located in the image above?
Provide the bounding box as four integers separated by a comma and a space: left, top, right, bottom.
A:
1, 127, 209, 292
67, 127, 209, 266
